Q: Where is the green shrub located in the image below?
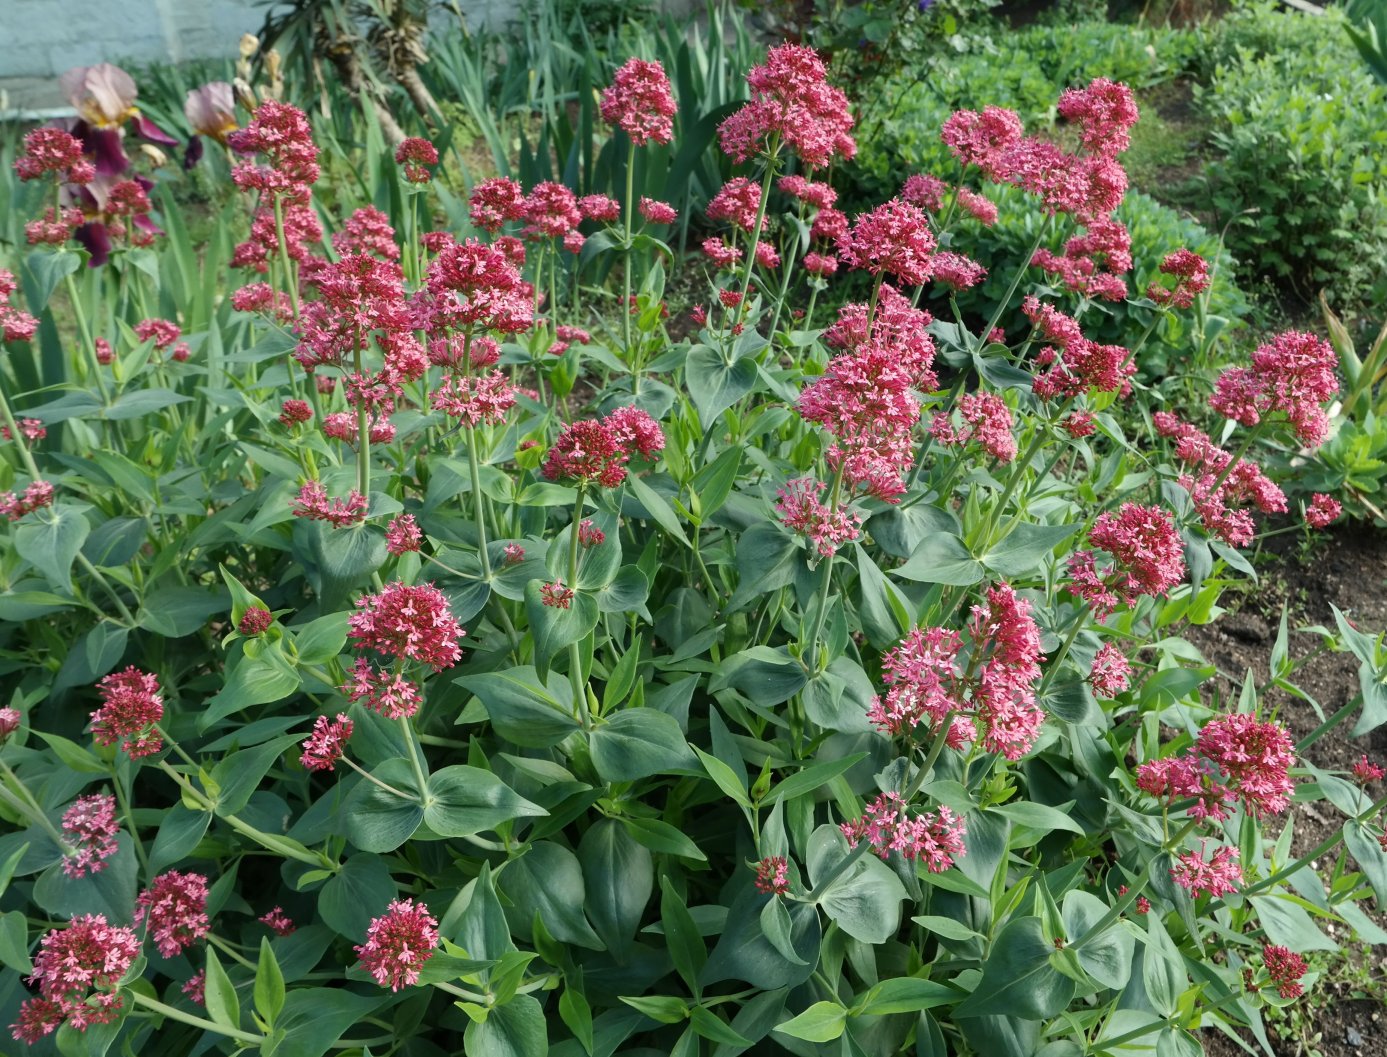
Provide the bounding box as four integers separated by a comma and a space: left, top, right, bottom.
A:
1198, 7, 1387, 311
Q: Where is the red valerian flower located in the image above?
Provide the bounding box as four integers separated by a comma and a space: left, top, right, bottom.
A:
279, 399, 313, 427
1305, 493, 1341, 529
181, 970, 206, 1005
1079, 502, 1186, 609
803, 252, 838, 277
1137, 754, 1233, 822
1, 269, 41, 343
837, 198, 936, 287
929, 391, 1015, 462
430, 372, 517, 427
840, 793, 967, 871
90, 666, 164, 758
10, 915, 140, 1043
578, 194, 621, 223
355, 899, 439, 991
522, 181, 581, 240
290, 481, 369, 528
1196, 713, 1296, 817
468, 177, 527, 233
237, 607, 273, 636
0, 707, 19, 741
260, 907, 297, 936
941, 106, 1025, 179
718, 43, 855, 168
775, 477, 864, 556
386, 513, 423, 555
707, 177, 763, 232
341, 659, 423, 720
1147, 248, 1210, 310
1089, 643, 1131, 697
1033, 216, 1132, 301
542, 407, 665, 488
540, 581, 576, 609
1056, 77, 1140, 156
333, 205, 400, 260
14, 127, 93, 183
348, 582, 464, 671
300, 713, 353, 771
0, 481, 55, 520
1170, 844, 1243, 898
61, 793, 121, 877
394, 137, 438, 183
600, 58, 677, 147
779, 174, 838, 209
1210, 330, 1338, 447
753, 856, 790, 894
1262, 944, 1307, 999
1352, 755, 1385, 785
135, 871, 210, 958
227, 99, 320, 202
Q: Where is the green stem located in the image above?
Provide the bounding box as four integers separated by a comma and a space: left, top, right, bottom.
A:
1036, 609, 1088, 699
110, 767, 150, 876
129, 990, 263, 1045
732, 137, 783, 325
1207, 420, 1268, 498
567, 487, 591, 731
979, 217, 1052, 352
433, 979, 490, 1004
398, 716, 430, 798
466, 424, 492, 581
0, 768, 71, 853
74, 557, 137, 625
1073, 817, 1201, 951
622, 140, 637, 361
1091, 985, 1250, 1053
62, 269, 109, 401
273, 195, 301, 323
354, 340, 370, 501
343, 755, 420, 802
207, 932, 257, 970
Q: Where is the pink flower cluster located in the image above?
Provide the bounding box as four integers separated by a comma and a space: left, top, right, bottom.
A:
707, 177, 762, 232
1023, 296, 1133, 400
227, 100, 323, 272
0, 480, 55, 520
290, 481, 369, 528
394, 137, 438, 183
753, 855, 790, 894
600, 58, 677, 146
261, 906, 297, 936
1170, 843, 1243, 898
355, 899, 439, 991
1137, 712, 1295, 821
542, 406, 665, 488
929, 391, 1016, 462
1068, 502, 1185, 617
800, 285, 937, 503
14, 127, 94, 185
775, 477, 864, 556
1032, 216, 1132, 301
837, 198, 936, 287
61, 793, 121, 877
430, 371, 517, 427
90, 666, 164, 758
10, 915, 140, 1043
1, 269, 40, 344
1262, 944, 1307, 999
840, 792, 966, 871
1305, 493, 1341, 529
1147, 249, 1210, 310
422, 236, 533, 335
867, 583, 1045, 760
1090, 643, 1132, 697
334, 205, 401, 260
1153, 411, 1287, 547
348, 581, 465, 671
719, 43, 855, 168
342, 658, 423, 719
135, 871, 210, 958
301, 712, 354, 771
1210, 331, 1338, 447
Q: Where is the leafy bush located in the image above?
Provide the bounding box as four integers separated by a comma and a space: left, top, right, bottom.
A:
0, 37, 1381, 1057
1197, 5, 1387, 309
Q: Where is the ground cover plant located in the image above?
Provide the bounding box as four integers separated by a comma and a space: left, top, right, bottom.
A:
1, 14, 1386, 1057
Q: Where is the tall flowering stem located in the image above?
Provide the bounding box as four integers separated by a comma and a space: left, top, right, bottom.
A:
61, 270, 109, 402
978, 217, 1052, 353
799, 465, 844, 672
568, 486, 591, 730
466, 420, 492, 582
731, 134, 783, 331
622, 140, 637, 365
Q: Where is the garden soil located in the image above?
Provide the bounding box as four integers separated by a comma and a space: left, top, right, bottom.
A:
1189, 524, 1387, 1057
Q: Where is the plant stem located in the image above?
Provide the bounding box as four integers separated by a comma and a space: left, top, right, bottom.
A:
398, 716, 430, 799
110, 767, 150, 876
207, 932, 257, 970
1206, 419, 1268, 497
0, 766, 70, 853
354, 340, 370, 501
62, 269, 109, 402
732, 136, 782, 326
979, 218, 1052, 351
273, 195, 301, 323
466, 424, 492, 581
622, 139, 637, 362
129, 990, 264, 1045
567, 487, 591, 730
342, 755, 420, 801
1036, 608, 1089, 699
1073, 817, 1200, 951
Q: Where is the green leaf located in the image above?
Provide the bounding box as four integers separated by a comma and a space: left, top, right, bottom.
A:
318, 853, 397, 941
291, 612, 349, 665
685, 345, 759, 422
773, 1002, 846, 1043
1248, 894, 1337, 952
807, 827, 907, 943
0, 591, 75, 620
711, 645, 807, 706
981, 523, 1080, 578
690, 1005, 751, 1046
1142, 913, 1185, 1018
138, 585, 227, 638
1062, 890, 1134, 990
1345, 821, 1387, 905
994, 802, 1086, 836
211, 734, 301, 815
953, 916, 1075, 1020
202, 647, 301, 730
911, 915, 984, 942
25, 248, 81, 311
1041, 672, 1101, 725
307, 521, 387, 609
424, 765, 546, 837
579, 819, 652, 962
344, 758, 425, 853
14, 504, 90, 592
558, 987, 594, 1055
759, 897, 808, 966
105, 388, 192, 420
660, 875, 707, 997
765, 753, 869, 804
0, 910, 31, 973
855, 977, 958, 1015
590, 709, 698, 782
694, 746, 752, 809
255, 936, 286, 1027
624, 472, 690, 546
620, 816, 707, 861
498, 841, 603, 950
894, 532, 984, 585
524, 580, 599, 676
463, 666, 580, 748
204, 947, 240, 1031
703, 884, 820, 990
148, 806, 212, 873
267, 988, 382, 1057
32, 833, 137, 922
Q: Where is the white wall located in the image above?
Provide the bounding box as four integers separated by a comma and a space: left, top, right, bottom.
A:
0, 0, 524, 115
